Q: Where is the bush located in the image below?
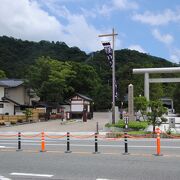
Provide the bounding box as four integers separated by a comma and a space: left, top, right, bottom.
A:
128, 121, 148, 130
106, 120, 148, 130
17, 119, 23, 123
10, 120, 17, 125
0, 121, 5, 126
106, 132, 122, 138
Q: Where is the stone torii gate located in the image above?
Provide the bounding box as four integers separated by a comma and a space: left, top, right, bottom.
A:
133, 67, 180, 101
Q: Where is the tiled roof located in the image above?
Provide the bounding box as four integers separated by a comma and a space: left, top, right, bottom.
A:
2, 97, 20, 105
0, 79, 24, 87
76, 93, 93, 101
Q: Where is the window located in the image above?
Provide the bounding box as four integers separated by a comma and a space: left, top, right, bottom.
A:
0, 104, 4, 108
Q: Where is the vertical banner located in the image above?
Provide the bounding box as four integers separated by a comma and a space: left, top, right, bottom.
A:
102, 41, 118, 99
102, 42, 113, 68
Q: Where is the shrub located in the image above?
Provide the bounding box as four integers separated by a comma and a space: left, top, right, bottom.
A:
10, 120, 17, 125
0, 121, 5, 126
128, 121, 148, 130
106, 132, 122, 138
106, 120, 148, 130
17, 119, 23, 123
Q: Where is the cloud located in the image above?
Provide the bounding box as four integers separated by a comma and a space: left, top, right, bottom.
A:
132, 9, 180, 26
0, 0, 103, 52
0, 0, 63, 40
152, 29, 174, 45
99, 0, 138, 16
169, 48, 180, 63
112, 0, 138, 10
128, 44, 146, 53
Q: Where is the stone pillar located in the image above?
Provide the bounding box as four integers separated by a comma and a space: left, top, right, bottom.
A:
144, 73, 149, 101
128, 84, 135, 121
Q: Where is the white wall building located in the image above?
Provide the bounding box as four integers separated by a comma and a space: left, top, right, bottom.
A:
69, 93, 93, 119
0, 79, 39, 115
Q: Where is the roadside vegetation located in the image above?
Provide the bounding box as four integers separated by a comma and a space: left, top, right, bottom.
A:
106, 96, 168, 134
0, 36, 179, 111
105, 120, 148, 131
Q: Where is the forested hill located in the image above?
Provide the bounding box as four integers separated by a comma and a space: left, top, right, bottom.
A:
0, 36, 176, 78
0, 36, 179, 111
0, 36, 87, 77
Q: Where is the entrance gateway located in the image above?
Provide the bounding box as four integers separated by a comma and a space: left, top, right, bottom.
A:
132, 67, 180, 101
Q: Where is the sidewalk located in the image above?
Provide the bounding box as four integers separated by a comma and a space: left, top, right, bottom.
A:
0, 112, 111, 132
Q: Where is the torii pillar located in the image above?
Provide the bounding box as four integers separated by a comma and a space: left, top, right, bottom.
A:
133, 67, 180, 101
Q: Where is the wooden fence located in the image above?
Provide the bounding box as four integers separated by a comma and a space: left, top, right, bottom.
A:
0, 108, 46, 125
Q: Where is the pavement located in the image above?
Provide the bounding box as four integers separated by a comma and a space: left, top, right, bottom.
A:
0, 112, 111, 132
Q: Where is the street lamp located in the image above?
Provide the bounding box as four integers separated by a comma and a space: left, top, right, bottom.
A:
99, 28, 118, 124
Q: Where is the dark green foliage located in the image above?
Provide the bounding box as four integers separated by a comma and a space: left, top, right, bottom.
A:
0, 70, 6, 79
26, 57, 76, 102
173, 84, 180, 113
0, 36, 87, 78
147, 100, 168, 133
134, 96, 168, 133
106, 120, 148, 130
0, 36, 179, 110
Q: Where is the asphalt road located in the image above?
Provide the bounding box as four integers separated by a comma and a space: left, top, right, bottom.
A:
0, 150, 180, 180
0, 135, 180, 179
0, 113, 180, 180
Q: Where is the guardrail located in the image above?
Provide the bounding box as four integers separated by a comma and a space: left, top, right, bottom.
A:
0, 131, 180, 156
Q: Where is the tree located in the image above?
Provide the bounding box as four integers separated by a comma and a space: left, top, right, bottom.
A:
0, 70, 6, 79
69, 62, 103, 108
147, 100, 167, 133
23, 108, 33, 122
134, 96, 148, 120
134, 96, 167, 133
26, 57, 76, 102
173, 84, 180, 114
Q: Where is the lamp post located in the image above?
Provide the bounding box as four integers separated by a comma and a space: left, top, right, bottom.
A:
99, 28, 118, 124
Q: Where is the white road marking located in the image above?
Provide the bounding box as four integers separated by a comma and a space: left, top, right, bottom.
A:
0, 146, 15, 149
1, 142, 180, 149
0, 175, 11, 180
10, 172, 53, 178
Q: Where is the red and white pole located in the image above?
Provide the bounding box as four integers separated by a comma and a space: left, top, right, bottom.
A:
155, 128, 162, 156
40, 132, 46, 152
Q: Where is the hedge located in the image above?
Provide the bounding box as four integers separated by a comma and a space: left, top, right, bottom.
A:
105, 120, 148, 130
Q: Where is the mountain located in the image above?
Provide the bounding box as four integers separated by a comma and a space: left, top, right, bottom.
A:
0, 36, 87, 77
0, 36, 179, 111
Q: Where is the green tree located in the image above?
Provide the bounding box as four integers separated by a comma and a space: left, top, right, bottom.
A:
173, 84, 180, 114
26, 57, 76, 102
69, 62, 103, 109
0, 70, 6, 79
134, 96, 148, 120
147, 100, 167, 133
93, 84, 112, 110
23, 108, 33, 122
150, 83, 163, 100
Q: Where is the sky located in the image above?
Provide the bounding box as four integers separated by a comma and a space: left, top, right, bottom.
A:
0, 0, 180, 63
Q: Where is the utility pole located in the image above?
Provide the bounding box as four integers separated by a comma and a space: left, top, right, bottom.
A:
99, 28, 118, 124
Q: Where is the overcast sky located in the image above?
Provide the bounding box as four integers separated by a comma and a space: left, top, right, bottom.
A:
0, 0, 180, 63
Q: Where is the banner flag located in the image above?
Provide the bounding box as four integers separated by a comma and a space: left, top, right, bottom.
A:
102, 41, 118, 99
102, 42, 113, 68
115, 80, 118, 99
